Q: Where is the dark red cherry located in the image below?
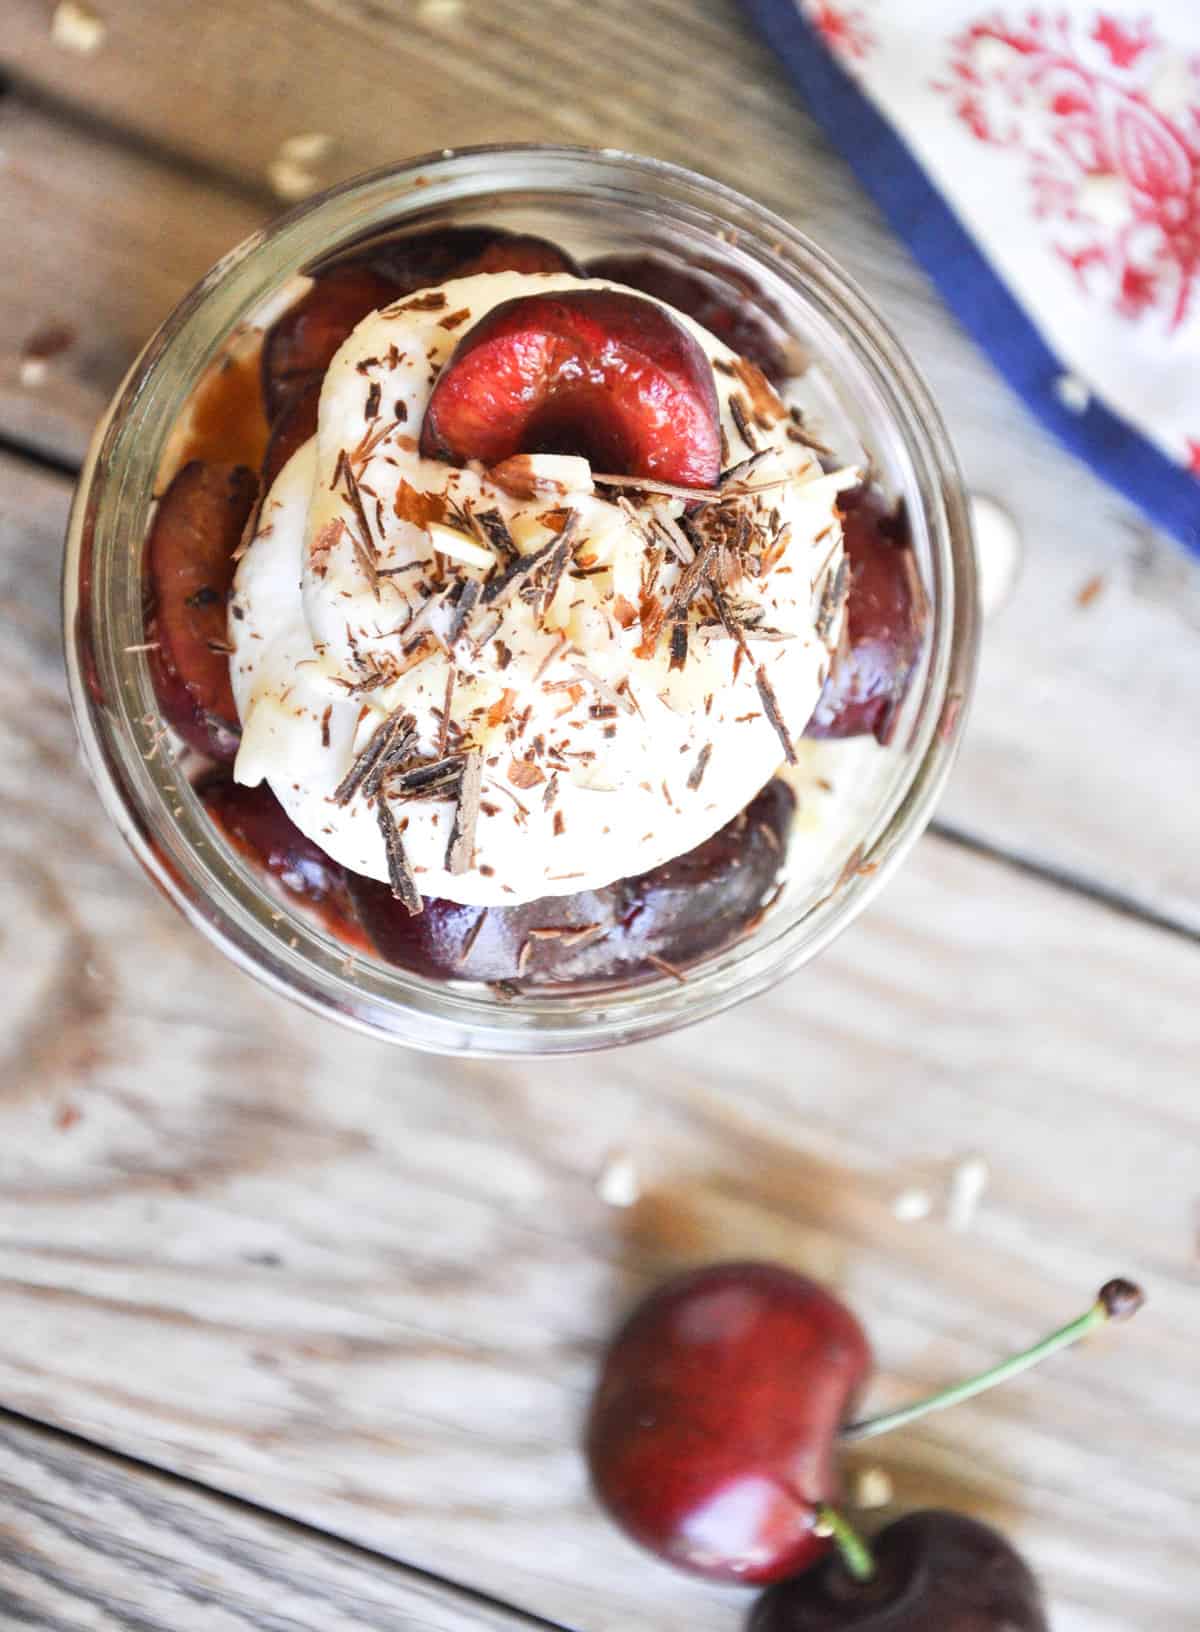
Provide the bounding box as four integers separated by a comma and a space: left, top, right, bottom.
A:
586, 1262, 871, 1584
420, 288, 723, 488
260, 375, 321, 493
262, 261, 397, 423
146, 461, 257, 760
749, 1510, 1049, 1631
805, 487, 929, 746
452, 233, 580, 278
345, 778, 792, 988
587, 253, 789, 386
261, 227, 561, 421
199, 776, 363, 942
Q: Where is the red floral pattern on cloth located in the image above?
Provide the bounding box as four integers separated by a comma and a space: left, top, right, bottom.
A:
802, 1, 876, 63
937, 11, 1200, 334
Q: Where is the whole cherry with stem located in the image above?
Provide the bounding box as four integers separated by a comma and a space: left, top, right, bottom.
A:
586, 1268, 1143, 1589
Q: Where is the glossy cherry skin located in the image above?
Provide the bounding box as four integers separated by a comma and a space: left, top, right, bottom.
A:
420, 288, 723, 487
146, 460, 257, 760
198, 776, 364, 942
587, 252, 788, 386
749, 1510, 1049, 1631
261, 375, 321, 493
805, 487, 929, 746
346, 778, 792, 988
452, 232, 580, 279
261, 228, 576, 422
587, 1263, 872, 1584
262, 260, 398, 423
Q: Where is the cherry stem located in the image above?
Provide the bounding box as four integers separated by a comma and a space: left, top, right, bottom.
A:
815, 1505, 874, 1582
840, 1278, 1144, 1445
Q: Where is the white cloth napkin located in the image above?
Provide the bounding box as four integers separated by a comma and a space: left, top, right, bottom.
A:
746, 0, 1200, 552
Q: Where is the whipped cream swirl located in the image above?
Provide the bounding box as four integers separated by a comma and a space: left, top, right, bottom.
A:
230, 271, 853, 906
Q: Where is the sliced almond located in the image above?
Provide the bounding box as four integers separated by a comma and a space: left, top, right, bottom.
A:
427, 522, 495, 571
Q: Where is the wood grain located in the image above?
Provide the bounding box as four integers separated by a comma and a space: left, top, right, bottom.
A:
2, 454, 1197, 1630
0, 92, 267, 466
3, 4, 1198, 927
0, 1413, 549, 1630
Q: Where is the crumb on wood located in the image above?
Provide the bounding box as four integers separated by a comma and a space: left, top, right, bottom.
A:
50, 0, 107, 54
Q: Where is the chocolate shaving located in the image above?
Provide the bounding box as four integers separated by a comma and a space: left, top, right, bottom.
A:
719, 448, 773, 488
569, 663, 634, 715
331, 708, 415, 806
364, 381, 382, 420
786, 406, 833, 455
438, 307, 472, 331
438, 662, 456, 756
686, 743, 712, 791
709, 579, 795, 764
388, 755, 464, 797
480, 534, 559, 609
473, 508, 518, 563
446, 749, 482, 875
538, 527, 574, 620
647, 953, 687, 984
729, 394, 760, 452
376, 798, 422, 914
458, 910, 487, 965
753, 664, 796, 765
320, 704, 332, 748
665, 532, 720, 624
341, 463, 379, 594
447, 576, 481, 643
350, 418, 400, 467
649, 510, 696, 566
815, 556, 848, 646
345, 669, 392, 696
385, 290, 448, 315
594, 472, 719, 502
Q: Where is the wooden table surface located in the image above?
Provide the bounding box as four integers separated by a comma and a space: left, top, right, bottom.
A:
1, 3, 1197, 1628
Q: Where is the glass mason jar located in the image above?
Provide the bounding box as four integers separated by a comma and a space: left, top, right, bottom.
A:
63, 145, 977, 1055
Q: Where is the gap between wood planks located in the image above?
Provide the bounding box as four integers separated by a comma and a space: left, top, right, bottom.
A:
0, 70, 281, 214
0, 1404, 578, 1632
929, 822, 1200, 949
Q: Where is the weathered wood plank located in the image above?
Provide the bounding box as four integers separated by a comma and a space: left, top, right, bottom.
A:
1, 452, 1196, 1629
3, 5, 1198, 923
0, 1413, 552, 1631
0, 94, 267, 466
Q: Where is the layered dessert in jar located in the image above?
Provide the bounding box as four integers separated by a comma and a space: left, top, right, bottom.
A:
142, 221, 929, 997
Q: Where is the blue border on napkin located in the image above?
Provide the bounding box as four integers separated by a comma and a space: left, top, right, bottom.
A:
742, 0, 1200, 556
